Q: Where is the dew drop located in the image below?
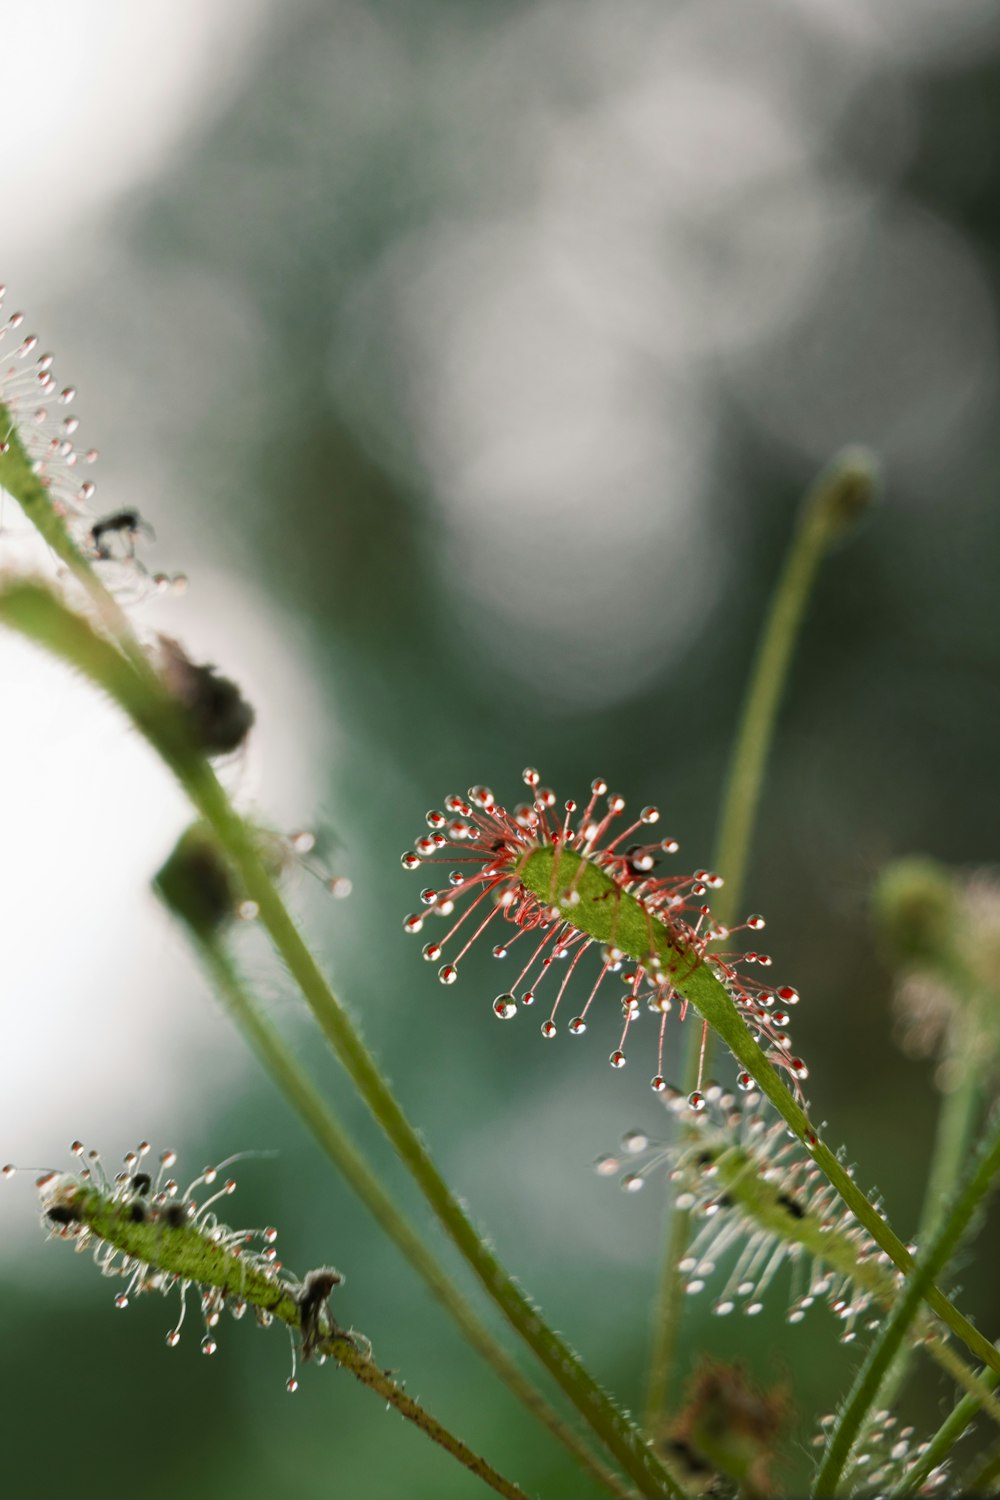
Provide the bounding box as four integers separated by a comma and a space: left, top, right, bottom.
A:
522, 767, 540, 787
685, 1279, 705, 1295
328, 876, 352, 899
609, 1050, 626, 1069
622, 1174, 644, 1193
591, 777, 608, 796
400, 852, 421, 870
540, 1020, 557, 1038
286, 1377, 299, 1393
2, 1164, 15, 1179
521, 990, 535, 1006
492, 944, 508, 959
422, 941, 442, 961
713, 1299, 735, 1316
493, 994, 517, 1020
594, 1155, 620, 1177
114, 1294, 129, 1310
737, 1072, 756, 1092
777, 985, 800, 1005
789, 1058, 809, 1080
201, 1337, 217, 1356
160, 1150, 177, 1168
622, 1130, 648, 1153
651, 1075, 666, 1092
568, 1016, 587, 1035
438, 964, 458, 985
687, 1091, 706, 1112
237, 900, 259, 921
425, 810, 446, 829
403, 914, 424, 935
745, 1301, 764, 1316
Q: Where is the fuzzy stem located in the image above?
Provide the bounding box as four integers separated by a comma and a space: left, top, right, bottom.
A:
180, 910, 628, 1499
963, 1440, 1000, 1496
50, 1183, 531, 1500
0, 580, 681, 1500
811, 1109, 1000, 1497
517, 841, 1000, 1378
645, 450, 879, 1427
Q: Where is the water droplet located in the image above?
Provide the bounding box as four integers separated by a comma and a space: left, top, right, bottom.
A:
201, 1337, 217, 1355
422, 941, 442, 961
685, 1279, 705, 1295
469, 786, 495, 809
237, 900, 259, 921
745, 1301, 764, 1316
609, 1050, 626, 1069
594, 1155, 620, 1177
621, 1130, 648, 1153
522, 767, 540, 787
608, 795, 626, 814
789, 1058, 809, 1080
540, 1020, 557, 1038
286, 1377, 299, 1393
688, 1091, 706, 1112
166, 1330, 181, 1347
591, 777, 607, 796
493, 994, 517, 1020
160, 1150, 177, 1168
492, 944, 508, 959
568, 1016, 587, 1035
622, 1174, 644, 1193
403, 914, 424, 934
328, 876, 352, 899
114, 1293, 129, 1309
425, 810, 446, 829
401, 852, 421, 870
419, 887, 438, 906
737, 1072, 756, 1092
2, 1164, 15, 1178
713, 1299, 734, 1316
521, 990, 535, 1006
651, 1075, 667, 1092
438, 964, 458, 985
777, 985, 800, 1005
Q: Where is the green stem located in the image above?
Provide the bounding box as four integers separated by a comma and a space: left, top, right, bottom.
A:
644, 450, 879, 1427
183, 917, 628, 1499
812, 1109, 1000, 1497
0, 580, 681, 1500
48, 1180, 531, 1500
963, 1440, 1000, 1496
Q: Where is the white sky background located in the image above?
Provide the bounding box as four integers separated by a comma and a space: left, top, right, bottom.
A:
2, 0, 1000, 1245
0, 0, 312, 1239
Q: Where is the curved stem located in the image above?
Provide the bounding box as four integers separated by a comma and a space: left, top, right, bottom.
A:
0, 580, 681, 1500
185, 920, 628, 1499
812, 1108, 1000, 1496
645, 452, 879, 1426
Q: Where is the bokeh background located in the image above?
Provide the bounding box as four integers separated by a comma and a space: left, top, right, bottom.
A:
2, 1, 1000, 1494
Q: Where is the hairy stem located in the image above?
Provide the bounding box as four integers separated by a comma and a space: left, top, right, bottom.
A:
0, 579, 681, 1500
174, 902, 628, 1499
645, 450, 879, 1427
48, 1181, 531, 1500
812, 1108, 1000, 1496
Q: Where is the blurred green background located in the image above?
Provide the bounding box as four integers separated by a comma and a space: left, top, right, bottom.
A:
3, 1, 1000, 1495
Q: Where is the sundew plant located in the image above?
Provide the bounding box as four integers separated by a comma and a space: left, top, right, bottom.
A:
4, 288, 1000, 1499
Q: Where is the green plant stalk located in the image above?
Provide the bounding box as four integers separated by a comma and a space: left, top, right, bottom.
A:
0, 581, 682, 1500
963, 1439, 1000, 1496
47, 1181, 531, 1500
516, 842, 1000, 1377
874, 994, 988, 1422
645, 449, 879, 1427
185, 921, 629, 1500
811, 1108, 1000, 1497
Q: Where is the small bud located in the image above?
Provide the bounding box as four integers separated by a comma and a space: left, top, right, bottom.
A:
154, 824, 235, 936
805, 446, 880, 537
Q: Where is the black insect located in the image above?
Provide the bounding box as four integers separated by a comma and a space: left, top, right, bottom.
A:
89, 508, 154, 560
297, 1266, 344, 1361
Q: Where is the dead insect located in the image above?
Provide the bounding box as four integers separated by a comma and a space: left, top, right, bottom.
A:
296, 1266, 344, 1361
157, 636, 255, 756
89, 508, 155, 560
